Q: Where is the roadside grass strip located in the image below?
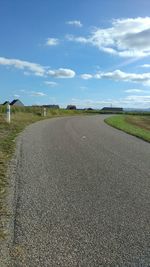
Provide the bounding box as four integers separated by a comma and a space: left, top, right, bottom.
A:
105, 115, 150, 143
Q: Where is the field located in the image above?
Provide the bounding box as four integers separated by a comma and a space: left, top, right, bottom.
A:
105, 115, 150, 143
0, 106, 95, 239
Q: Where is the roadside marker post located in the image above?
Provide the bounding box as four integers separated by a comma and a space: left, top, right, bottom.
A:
43, 107, 47, 117
6, 103, 11, 123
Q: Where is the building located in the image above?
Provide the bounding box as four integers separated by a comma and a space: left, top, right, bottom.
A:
10, 99, 24, 106
66, 105, 77, 110
42, 105, 60, 109
86, 108, 93, 111
2, 101, 10, 105
101, 107, 123, 112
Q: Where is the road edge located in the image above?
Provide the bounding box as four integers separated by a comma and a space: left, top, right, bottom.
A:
0, 135, 22, 267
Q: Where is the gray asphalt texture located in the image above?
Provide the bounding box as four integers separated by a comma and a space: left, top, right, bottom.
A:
12, 115, 150, 267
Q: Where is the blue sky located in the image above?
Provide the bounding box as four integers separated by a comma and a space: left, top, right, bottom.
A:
0, 0, 150, 108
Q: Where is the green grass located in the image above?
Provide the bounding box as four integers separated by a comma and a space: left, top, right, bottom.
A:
105, 115, 150, 142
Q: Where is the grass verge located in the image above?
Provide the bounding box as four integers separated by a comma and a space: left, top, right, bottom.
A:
0, 108, 92, 239
104, 115, 150, 143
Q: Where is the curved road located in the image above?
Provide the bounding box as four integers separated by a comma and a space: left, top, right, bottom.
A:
12, 115, 150, 266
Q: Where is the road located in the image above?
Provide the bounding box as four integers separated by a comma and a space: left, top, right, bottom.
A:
12, 115, 150, 266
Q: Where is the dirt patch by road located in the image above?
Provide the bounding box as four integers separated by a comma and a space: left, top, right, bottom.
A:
125, 116, 150, 131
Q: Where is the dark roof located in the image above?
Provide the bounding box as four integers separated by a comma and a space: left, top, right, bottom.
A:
66, 105, 77, 110
2, 101, 10, 105
86, 108, 93, 110
10, 99, 24, 106
42, 105, 60, 109
101, 107, 123, 111
10, 99, 19, 105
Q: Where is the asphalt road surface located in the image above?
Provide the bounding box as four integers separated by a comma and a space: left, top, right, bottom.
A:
12, 115, 150, 267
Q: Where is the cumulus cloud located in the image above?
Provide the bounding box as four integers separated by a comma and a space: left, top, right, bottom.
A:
100, 70, 150, 85
81, 69, 150, 86
80, 74, 93, 80
71, 98, 110, 107
13, 94, 20, 98
66, 20, 83, 27
66, 34, 88, 43
126, 95, 150, 103
0, 56, 76, 79
71, 95, 150, 109
44, 81, 58, 87
17, 89, 46, 97
67, 17, 150, 58
31, 91, 46, 96
140, 64, 150, 68
47, 68, 75, 78
0, 57, 45, 76
46, 38, 59, 46
125, 89, 144, 93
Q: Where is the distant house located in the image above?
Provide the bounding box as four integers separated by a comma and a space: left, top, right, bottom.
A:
66, 105, 77, 110
2, 101, 10, 105
101, 107, 123, 112
10, 99, 24, 106
86, 108, 93, 111
42, 105, 60, 109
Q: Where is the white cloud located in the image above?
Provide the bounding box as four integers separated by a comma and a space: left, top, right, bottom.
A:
140, 64, 150, 68
81, 69, 150, 86
23, 71, 32, 76
67, 17, 150, 58
100, 70, 150, 85
46, 38, 59, 46
44, 81, 58, 87
66, 34, 89, 43
125, 95, 150, 103
17, 89, 46, 97
71, 98, 109, 107
0, 57, 46, 76
71, 95, 150, 109
47, 68, 75, 78
125, 89, 144, 93
80, 74, 93, 80
66, 20, 83, 27
13, 94, 20, 98
0, 56, 76, 79
31, 91, 46, 96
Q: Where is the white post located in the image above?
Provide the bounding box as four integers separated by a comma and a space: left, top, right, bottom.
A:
43, 107, 46, 117
6, 103, 11, 123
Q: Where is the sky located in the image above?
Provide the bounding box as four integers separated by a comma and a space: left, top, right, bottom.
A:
0, 0, 150, 109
